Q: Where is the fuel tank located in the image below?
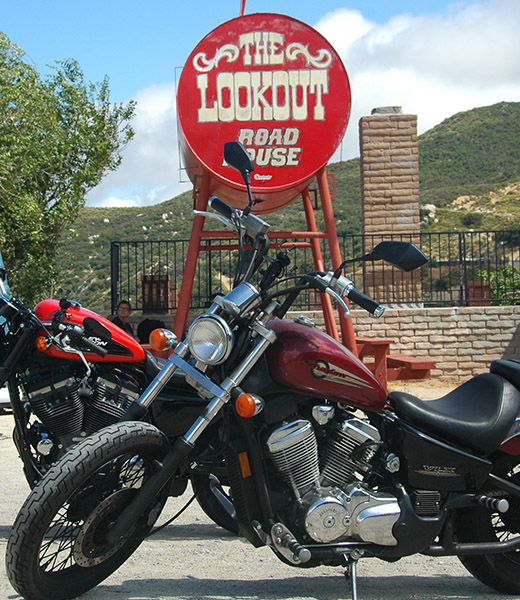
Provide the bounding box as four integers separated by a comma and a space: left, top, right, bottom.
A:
266, 319, 386, 411
35, 299, 146, 363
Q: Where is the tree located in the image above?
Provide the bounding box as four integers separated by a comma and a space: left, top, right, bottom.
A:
0, 32, 135, 305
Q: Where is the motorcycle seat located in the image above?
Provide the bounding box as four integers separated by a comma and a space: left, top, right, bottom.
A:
491, 359, 520, 389
388, 373, 520, 454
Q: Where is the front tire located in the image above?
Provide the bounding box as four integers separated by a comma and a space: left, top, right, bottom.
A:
454, 454, 520, 594
6, 422, 171, 600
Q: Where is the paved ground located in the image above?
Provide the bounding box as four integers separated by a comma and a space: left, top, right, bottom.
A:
0, 381, 508, 600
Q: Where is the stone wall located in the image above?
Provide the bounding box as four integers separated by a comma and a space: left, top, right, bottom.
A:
288, 306, 520, 382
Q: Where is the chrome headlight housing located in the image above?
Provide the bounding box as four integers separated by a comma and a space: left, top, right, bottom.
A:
187, 314, 234, 365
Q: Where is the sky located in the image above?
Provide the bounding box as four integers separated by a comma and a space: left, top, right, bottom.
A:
2, 0, 520, 208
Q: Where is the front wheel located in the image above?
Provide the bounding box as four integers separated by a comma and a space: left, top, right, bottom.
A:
454, 453, 520, 594
6, 422, 171, 600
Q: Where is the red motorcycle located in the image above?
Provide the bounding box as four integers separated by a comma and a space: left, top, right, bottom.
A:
0, 281, 237, 528
7, 143, 520, 600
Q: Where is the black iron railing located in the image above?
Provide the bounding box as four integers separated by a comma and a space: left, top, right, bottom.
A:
110, 230, 520, 313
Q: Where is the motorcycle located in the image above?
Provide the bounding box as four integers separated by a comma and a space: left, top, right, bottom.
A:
0, 266, 235, 531
7, 141, 520, 600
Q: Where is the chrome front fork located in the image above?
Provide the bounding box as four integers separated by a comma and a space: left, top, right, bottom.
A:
134, 320, 276, 447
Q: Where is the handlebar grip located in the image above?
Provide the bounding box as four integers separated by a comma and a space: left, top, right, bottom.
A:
209, 196, 235, 220
79, 335, 109, 357
347, 287, 385, 317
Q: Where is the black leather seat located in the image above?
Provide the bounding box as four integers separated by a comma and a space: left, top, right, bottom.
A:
388, 372, 520, 454
491, 359, 520, 389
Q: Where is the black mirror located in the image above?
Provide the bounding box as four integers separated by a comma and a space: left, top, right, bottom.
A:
224, 141, 255, 213
84, 317, 112, 342
366, 241, 428, 272
224, 141, 254, 178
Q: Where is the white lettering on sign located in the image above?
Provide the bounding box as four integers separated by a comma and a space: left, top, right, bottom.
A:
194, 30, 331, 125
197, 70, 328, 123
239, 32, 285, 66
237, 127, 300, 146
193, 32, 332, 71
234, 127, 302, 167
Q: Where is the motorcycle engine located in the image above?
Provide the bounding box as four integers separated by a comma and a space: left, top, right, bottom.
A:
266, 411, 400, 546
21, 365, 140, 454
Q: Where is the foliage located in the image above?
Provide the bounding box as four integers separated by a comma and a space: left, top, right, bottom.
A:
419, 101, 520, 207
479, 265, 520, 306
0, 33, 135, 305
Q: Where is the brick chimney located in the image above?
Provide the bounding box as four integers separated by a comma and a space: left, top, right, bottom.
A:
359, 107, 421, 304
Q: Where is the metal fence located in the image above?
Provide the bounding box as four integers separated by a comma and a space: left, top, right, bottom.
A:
110, 230, 520, 314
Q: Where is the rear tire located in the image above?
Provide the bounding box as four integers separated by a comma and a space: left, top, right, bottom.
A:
454, 454, 520, 594
6, 422, 171, 600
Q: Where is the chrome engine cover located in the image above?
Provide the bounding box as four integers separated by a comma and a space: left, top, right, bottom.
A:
266, 415, 400, 547
302, 485, 400, 545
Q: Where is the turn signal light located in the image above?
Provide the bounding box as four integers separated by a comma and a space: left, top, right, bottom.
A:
149, 328, 178, 351
35, 336, 49, 352
235, 393, 264, 418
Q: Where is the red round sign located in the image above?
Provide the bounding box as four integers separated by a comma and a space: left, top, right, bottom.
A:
177, 13, 351, 213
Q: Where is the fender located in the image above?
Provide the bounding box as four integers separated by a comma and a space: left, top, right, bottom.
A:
498, 417, 520, 455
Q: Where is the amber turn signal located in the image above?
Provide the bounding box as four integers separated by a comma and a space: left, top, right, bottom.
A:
149, 328, 178, 351
235, 393, 264, 418
35, 336, 49, 352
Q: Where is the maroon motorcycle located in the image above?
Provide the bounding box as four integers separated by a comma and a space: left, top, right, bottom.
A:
7, 142, 520, 600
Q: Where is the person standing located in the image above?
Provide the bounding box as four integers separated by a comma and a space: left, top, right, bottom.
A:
112, 300, 134, 337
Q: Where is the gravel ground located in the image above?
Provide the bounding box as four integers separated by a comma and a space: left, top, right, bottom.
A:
0, 381, 509, 600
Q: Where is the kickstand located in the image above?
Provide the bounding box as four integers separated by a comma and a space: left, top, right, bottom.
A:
342, 550, 364, 600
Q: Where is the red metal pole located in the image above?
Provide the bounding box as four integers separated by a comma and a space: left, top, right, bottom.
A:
316, 167, 358, 355
301, 188, 340, 341
173, 173, 211, 339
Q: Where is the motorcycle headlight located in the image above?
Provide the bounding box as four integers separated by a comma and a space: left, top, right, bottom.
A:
187, 314, 234, 365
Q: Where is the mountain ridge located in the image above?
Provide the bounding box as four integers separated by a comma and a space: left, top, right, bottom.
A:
57, 101, 520, 312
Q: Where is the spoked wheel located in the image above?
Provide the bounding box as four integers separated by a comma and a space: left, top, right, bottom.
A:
6, 422, 171, 600
454, 454, 520, 594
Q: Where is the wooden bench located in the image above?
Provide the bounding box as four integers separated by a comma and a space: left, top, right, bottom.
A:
386, 354, 436, 382
356, 337, 394, 390
356, 336, 436, 391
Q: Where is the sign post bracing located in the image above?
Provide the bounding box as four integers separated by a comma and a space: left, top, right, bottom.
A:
175, 13, 356, 351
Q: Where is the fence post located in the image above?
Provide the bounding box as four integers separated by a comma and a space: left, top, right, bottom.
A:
458, 233, 467, 306
110, 243, 120, 314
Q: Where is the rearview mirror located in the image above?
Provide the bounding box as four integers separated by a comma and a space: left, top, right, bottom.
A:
224, 141, 255, 212
224, 142, 254, 180
366, 241, 428, 272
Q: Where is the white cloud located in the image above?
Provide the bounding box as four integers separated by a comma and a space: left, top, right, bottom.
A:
86, 83, 192, 207
317, 0, 520, 160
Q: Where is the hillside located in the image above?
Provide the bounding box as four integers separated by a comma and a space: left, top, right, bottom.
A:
56, 101, 520, 313
419, 102, 520, 206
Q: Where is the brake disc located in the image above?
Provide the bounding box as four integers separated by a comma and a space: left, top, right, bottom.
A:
73, 487, 137, 567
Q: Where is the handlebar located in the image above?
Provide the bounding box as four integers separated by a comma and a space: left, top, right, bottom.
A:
77, 334, 109, 358
209, 196, 236, 221
346, 287, 385, 317
314, 272, 385, 318
58, 324, 109, 358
